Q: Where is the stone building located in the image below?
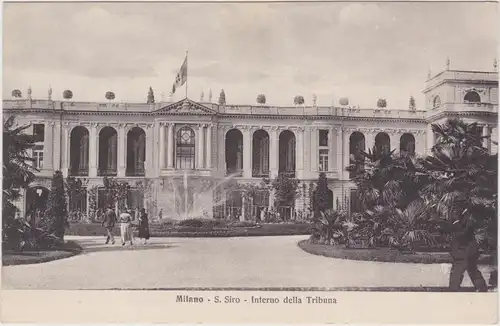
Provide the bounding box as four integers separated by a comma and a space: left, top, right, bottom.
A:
4, 66, 498, 221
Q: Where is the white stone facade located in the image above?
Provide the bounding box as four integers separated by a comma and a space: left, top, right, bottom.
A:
4, 68, 498, 220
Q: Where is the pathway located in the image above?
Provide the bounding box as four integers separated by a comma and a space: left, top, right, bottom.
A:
1, 236, 491, 290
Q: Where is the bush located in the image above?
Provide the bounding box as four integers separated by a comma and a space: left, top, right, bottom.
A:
178, 218, 226, 228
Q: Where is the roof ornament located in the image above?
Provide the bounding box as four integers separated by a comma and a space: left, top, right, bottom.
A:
27, 86, 32, 100
445, 56, 450, 70
312, 93, 317, 107
427, 65, 432, 79
48, 85, 52, 101
208, 88, 212, 102
200, 90, 204, 102
494, 58, 498, 71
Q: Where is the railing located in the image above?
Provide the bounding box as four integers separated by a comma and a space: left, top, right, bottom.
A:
226, 168, 243, 177
69, 169, 89, 176
126, 169, 145, 177
278, 171, 296, 178
252, 170, 269, 178
98, 169, 117, 176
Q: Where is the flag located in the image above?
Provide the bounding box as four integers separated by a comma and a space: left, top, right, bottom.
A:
170, 55, 188, 96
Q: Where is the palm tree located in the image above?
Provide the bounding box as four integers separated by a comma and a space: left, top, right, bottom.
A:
11, 89, 22, 99
3, 115, 38, 246
256, 94, 266, 104
293, 95, 305, 106
62, 90, 73, 100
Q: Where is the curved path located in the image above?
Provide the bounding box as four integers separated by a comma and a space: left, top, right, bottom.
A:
2, 236, 489, 290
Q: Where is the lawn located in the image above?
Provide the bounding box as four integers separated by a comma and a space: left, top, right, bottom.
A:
66, 221, 312, 237
298, 240, 495, 265
2, 240, 83, 266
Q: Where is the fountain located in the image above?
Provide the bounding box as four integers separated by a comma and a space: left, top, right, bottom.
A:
157, 170, 241, 220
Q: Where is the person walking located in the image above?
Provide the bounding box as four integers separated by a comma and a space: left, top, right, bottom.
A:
119, 208, 133, 246
102, 206, 117, 244
437, 214, 488, 292
138, 208, 150, 245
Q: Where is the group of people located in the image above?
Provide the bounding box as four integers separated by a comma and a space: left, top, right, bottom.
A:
101, 206, 150, 246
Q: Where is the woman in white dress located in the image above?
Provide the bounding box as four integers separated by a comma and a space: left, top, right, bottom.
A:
119, 209, 133, 246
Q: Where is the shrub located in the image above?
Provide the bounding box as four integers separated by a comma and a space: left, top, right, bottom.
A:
177, 218, 226, 228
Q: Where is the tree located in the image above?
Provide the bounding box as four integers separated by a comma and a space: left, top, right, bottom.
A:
256, 94, 266, 104
147, 86, 155, 104
218, 89, 226, 106
63, 90, 73, 100
377, 98, 387, 108
271, 173, 299, 219
65, 176, 85, 212
2, 115, 37, 246
409, 96, 416, 110
105, 91, 115, 101
11, 89, 22, 98
102, 177, 130, 211
313, 172, 330, 218
294, 95, 305, 105
44, 171, 68, 239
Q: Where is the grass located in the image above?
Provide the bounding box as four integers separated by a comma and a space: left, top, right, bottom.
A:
66, 221, 312, 238
298, 240, 495, 265
2, 240, 83, 266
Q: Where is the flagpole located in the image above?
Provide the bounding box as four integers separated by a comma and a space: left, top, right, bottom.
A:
185, 50, 188, 99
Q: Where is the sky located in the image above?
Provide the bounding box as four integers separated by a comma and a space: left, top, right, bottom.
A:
3, 2, 498, 109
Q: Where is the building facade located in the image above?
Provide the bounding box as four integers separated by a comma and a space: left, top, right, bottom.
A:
4, 67, 499, 221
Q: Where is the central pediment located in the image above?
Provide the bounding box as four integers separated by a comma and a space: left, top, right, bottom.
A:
155, 99, 218, 115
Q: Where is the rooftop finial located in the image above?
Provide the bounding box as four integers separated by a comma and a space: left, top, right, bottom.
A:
208, 88, 212, 102
445, 56, 450, 70
200, 90, 204, 102
494, 58, 498, 71
312, 93, 317, 107
48, 85, 52, 100
27, 86, 32, 100
427, 65, 432, 79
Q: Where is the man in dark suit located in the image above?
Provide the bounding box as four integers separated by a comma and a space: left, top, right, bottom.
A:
437, 213, 488, 292
102, 206, 117, 244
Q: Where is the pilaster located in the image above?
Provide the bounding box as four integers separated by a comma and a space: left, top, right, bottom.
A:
198, 124, 205, 169
117, 124, 126, 177
145, 124, 154, 177
89, 123, 98, 177
159, 123, 166, 169
269, 126, 279, 178
167, 123, 174, 169
206, 124, 212, 169
295, 127, 304, 179
328, 127, 334, 171
483, 124, 491, 153
62, 123, 70, 177
43, 121, 54, 172
310, 126, 318, 173
243, 126, 252, 178
336, 127, 343, 177
53, 122, 61, 171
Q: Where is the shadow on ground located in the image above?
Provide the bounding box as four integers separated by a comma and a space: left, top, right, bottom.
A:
77, 243, 178, 254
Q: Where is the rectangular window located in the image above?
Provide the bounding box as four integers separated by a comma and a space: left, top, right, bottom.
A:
33, 124, 45, 142
319, 149, 329, 172
319, 130, 329, 147
33, 149, 44, 169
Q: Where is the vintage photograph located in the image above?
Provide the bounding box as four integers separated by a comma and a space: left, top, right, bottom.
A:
2, 1, 498, 298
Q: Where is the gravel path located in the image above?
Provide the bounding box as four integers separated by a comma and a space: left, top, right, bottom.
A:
2, 235, 489, 290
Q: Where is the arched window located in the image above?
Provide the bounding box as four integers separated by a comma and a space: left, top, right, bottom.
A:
400, 133, 416, 156
464, 91, 481, 103
433, 95, 441, 109
176, 126, 195, 169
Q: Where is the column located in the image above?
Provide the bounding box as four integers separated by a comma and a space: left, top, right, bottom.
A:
343, 134, 350, 180
62, 123, 70, 177
336, 128, 343, 177
328, 128, 334, 171
482, 124, 491, 153
243, 126, 252, 178
117, 125, 126, 177
206, 124, 212, 169
43, 122, 54, 172
390, 132, 400, 154
145, 125, 154, 177
198, 124, 205, 169
159, 123, 165, 169
53, 122, 61, 170
89, 124, 98, 177
241, 193, 246, 221
426, 124, 435, 154
269, 127, 279, 178
295, 127, 304, 179
364, 130, 375, 153
219, 126, 226, 175
310, 127, 318, 174
167, 123, 175, 169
